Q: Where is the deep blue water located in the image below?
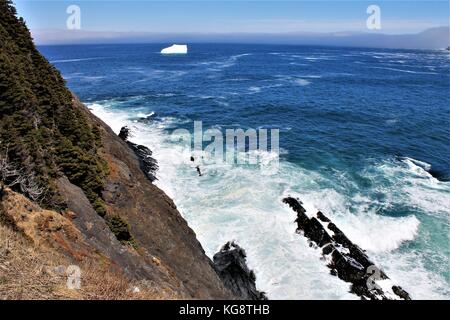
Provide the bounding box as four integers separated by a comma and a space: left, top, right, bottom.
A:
39, 43, 450, 299
41, 44, 450, 179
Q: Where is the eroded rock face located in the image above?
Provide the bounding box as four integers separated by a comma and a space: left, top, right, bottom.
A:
57, 177, 162, 281
283, 197, 411, 300
75, 104, 233, 299
213, 242, 267, 300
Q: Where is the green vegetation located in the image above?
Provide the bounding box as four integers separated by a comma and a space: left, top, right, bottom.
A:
0, 0, 108, 214
106, 215, 136, 247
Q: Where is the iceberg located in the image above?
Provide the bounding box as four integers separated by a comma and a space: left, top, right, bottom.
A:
160, 44, 188, 54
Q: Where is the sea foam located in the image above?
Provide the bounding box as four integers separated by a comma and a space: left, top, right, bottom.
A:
89, 101, 449, 300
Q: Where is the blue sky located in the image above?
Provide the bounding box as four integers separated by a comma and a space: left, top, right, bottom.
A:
14, 0, 449, 34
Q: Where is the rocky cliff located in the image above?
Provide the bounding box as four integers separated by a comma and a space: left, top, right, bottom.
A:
0, 0, 235, 299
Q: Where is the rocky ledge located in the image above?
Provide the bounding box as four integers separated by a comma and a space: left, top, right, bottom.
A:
213, 242, 267, 300
119, 126, 158, 182
283, 197, 411, 300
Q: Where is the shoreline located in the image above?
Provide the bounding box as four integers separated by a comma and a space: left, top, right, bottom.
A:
88, 100, 449, 300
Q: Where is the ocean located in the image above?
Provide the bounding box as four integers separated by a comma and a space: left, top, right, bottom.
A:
39, 43, 450, 299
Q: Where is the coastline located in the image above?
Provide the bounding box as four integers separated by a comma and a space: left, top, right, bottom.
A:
88, 99, 449, 300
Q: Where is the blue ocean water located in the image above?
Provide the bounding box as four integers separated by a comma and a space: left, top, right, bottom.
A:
39, 44, 449, 299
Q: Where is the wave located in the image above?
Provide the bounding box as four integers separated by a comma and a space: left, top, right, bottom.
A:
364, 157, 450, 217
50, 57, 108, 63
369, 67, 438, 75
294, 79, 311, 86
88, 101, 449, 299
402, 157, 432, 173
193, 53, 252, 71
372, 249, 450, 299
246, 84, 283, 95
135, 111, 155, 119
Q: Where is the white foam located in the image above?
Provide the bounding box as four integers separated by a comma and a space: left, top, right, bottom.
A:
292, 189, 420, 253
248, 86, 261, 93
402, 157, 432, 173
372, 250, 450, 299
370, 67, 438, 75
136, 111, 155, 118
368, 158, 450, 216
195, 53, 252, 71
294, 79, 311, 86
50, 57, 108, 63
89, 102, 449, 299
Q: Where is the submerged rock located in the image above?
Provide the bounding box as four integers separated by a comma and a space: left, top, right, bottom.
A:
213, 241, 267, 300
283, 197, 411, 300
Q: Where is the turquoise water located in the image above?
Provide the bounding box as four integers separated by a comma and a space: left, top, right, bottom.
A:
40, 44, 449, 299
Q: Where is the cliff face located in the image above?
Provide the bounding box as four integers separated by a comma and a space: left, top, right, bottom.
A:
71, 98, 233, 299
0, 0, 232, 299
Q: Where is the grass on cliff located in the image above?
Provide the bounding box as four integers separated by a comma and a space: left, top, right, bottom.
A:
0, 223, 174, 300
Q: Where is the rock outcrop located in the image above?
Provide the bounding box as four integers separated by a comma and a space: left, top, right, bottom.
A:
283, 197, 411, 300
213, 241, 267, 300
118, 126, 158, 182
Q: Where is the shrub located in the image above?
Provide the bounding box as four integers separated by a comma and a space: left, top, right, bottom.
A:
106, 216, 136, 246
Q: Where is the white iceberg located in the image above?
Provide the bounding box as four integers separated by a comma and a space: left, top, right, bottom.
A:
160, 44, 188, 54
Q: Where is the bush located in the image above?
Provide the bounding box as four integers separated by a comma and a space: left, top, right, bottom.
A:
106, 216, 136, 246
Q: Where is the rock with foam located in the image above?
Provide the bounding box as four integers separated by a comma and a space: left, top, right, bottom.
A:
283, 197, 412, 300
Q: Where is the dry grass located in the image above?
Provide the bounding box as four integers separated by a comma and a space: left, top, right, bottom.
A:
0, 188, 181, 300
0, 220, 177, 300
0, 223, 66, 299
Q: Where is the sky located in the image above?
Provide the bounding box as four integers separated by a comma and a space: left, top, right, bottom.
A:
14, 0, 449, 34
11, 1, 450, 47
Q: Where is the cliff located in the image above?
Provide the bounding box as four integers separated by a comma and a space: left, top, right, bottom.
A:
0, 0, 233, 299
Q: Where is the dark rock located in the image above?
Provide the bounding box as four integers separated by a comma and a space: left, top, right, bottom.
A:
196, 165, 203, 177
118, 126, 131, 141
282, 196, 411, 300
322, 243, 334, 255
330, 249, 365, 283
213, 241, 267, 300
392, 286, 411, 300
0, 182, 4, 200
317, 211, 331, 222
118, 126, 158, 182
126, 141, 158, 182
328, 222, 354, 249
283, 197, 309, 227
304, 218, 333, 247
